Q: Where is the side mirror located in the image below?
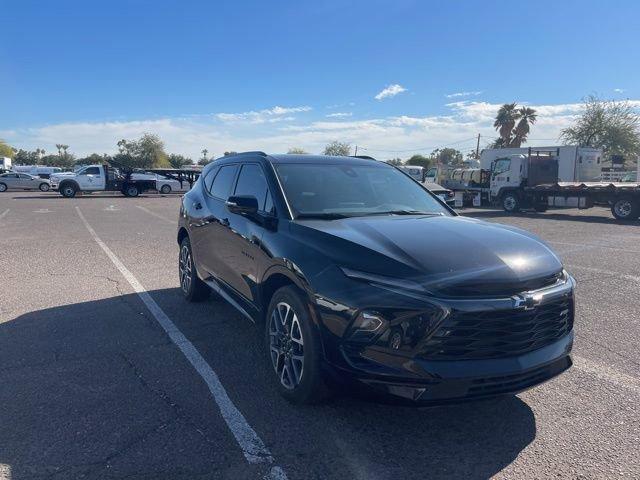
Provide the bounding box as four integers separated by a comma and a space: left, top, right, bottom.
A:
226, 195, 259, 215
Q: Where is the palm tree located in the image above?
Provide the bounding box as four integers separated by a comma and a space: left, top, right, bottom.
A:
201, 148, 208, 161
493, 103, 518, 146
511, 107, 537, 147
56, 144, 63, 156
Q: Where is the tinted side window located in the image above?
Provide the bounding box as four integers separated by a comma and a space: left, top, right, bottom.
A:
209, 165, 238, 199
234, 164, 274, 213
84, 167, 101, 175
203, 166, 220, 192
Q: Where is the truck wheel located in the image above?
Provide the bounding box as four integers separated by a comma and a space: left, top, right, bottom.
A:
611, 198, 640, 220
179, 237, 210, 302
160, 184, 172, 194
39, 183, 50, 192
124, 185, 140, 197
502, 193, 520, 213
0, 183, 6, 192
60, 184, 77, 198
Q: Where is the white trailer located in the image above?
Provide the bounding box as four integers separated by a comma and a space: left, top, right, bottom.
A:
480, 146, 602, 182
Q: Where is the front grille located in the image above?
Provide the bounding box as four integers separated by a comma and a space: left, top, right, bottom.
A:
421, 295, 574, 360
434, 271, 562, 298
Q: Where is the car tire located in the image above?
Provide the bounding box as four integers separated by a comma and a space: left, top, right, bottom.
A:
160, 184, 172, 194
39, 183, 50, 192
125, 185, 140, 197
60, 183, 77, 198
265, 286, 328, 404
611, 198, 640, 220
0, 183, 6, 192
179, 237, 210, 302
502, 192, 520, 213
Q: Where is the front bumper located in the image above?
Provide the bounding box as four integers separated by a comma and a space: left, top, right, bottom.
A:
333, 332, 573, 403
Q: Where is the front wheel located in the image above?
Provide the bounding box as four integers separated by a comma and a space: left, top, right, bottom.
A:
502, 192, 520, 213
179, 237, 209, 302
39, 183, 50, 192
266, 286, 328, 404
611, 198, 640, 220
0, 183, 7, 192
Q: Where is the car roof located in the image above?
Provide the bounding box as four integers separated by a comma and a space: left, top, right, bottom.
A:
268, 154, 384, 166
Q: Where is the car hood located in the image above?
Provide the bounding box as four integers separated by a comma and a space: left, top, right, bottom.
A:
292, 215, 563, 296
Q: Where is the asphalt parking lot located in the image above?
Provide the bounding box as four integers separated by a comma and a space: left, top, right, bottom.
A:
1, 192, 639, 480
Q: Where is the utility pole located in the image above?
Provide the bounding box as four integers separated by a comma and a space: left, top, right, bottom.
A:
475, 134, 481, 159
354, 145, 358, 156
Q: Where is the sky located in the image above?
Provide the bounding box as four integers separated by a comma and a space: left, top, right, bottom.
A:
2, 0, 639, 160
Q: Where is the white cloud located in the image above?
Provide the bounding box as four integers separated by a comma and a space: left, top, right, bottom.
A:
374, 84, 407, 100
5, 99, 639, 160
215, 105, 311, 124
614, 88, 625, 93
326, 112, 352, 118
445, 91, 483, 98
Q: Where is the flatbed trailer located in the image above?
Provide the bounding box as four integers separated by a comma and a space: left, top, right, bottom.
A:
524, 182, 640, 220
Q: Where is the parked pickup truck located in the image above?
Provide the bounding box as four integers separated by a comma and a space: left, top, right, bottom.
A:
50, 164, 157, 198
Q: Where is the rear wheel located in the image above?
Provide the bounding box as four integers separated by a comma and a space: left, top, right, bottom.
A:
611, 198, 640, 220
502, 192, 520, 213
179, 237, 209, 302
39, 183, 50, 192
60, 183, 77, 198
160, 184, 172, 194
265, 286, 328, 404
0, 183, 6, 192
124, 185, 140, 197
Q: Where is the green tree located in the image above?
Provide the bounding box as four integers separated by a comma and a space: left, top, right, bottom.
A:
493, 103, 518, 146
287, 147, 308, 154
511, 107, 537, 147
406, 154, 432, 169
430, 148, 463, 166
114, 134, 169, 169
76, 153, 111, 166
168, 154, 193, 169
0, 140, 15, 158
560, 96, 640, 162
323, 141, 351, 156
386, 158, 403, 166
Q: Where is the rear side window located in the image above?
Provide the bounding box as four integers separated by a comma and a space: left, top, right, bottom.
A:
203, 166, 220, 192
234, 164, 274, 213
209, 165, 238, 199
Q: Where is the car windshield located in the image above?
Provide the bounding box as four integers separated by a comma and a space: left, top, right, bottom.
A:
275, 162, 450, 218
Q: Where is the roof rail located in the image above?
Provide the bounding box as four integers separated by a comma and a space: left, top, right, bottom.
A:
350, 155, 377, 161
227, 151, 267, 158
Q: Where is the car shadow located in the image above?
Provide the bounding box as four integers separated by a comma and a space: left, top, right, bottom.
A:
0, 289, 536, 479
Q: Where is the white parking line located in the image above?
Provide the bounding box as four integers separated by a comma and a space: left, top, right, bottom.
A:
573, 355, 640, 395
0, 208, 9, 220
135, 205, 175, 224
75, 206, 287, 479
567, 263, 640, 284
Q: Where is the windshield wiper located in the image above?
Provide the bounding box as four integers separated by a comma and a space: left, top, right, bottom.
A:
367, 210, 444, 216
295, 212, 351, 220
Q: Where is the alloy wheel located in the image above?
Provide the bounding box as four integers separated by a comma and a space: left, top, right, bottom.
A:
504, 196, 516, 211
269, 302, 304, 390
179, 245, 192, 293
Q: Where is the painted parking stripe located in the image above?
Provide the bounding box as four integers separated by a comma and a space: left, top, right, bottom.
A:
75, 206, 287, 479
0, 208, 9, 220
573, 355, 640, 395
136, 205, 175, 224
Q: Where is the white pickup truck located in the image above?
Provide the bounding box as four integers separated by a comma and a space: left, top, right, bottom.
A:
50, 164, 157, 198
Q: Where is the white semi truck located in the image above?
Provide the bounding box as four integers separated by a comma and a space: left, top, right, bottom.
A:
0, 157, 12, 172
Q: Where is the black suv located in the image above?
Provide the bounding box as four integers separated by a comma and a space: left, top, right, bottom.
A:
177, 152, 574, 404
